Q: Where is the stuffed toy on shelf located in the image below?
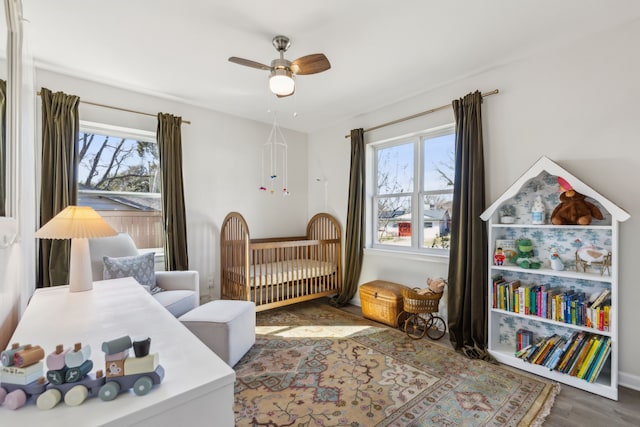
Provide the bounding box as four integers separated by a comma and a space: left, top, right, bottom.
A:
551, 177, 604, 225
510, 238, 541, 269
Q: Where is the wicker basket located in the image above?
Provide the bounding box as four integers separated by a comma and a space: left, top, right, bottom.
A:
401, 288, 443, 314
359, 281, 409, 327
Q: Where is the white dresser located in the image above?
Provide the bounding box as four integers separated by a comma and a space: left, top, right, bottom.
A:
2, 278, 236, 426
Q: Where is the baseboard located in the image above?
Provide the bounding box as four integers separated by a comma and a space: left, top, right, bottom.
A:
619, 371, 640, 391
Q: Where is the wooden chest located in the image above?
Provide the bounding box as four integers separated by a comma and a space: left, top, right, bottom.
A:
359, 280, 409, 327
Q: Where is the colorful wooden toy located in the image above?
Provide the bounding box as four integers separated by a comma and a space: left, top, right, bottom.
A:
99, 335, 164, 401
0, 343, 47, 410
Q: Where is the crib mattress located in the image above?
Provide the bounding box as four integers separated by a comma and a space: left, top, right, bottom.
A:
230, 259, 336, 287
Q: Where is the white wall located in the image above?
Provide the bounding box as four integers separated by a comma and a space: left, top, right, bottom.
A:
31, 69, 309, 299
308, 20, 640, 385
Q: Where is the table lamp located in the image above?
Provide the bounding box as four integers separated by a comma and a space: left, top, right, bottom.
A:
35, 206, 118, 292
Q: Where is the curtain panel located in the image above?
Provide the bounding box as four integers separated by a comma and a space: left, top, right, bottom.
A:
38, 87, 80, 287
331, 128, 365, 306
0, 79, 6, 216
446, 90, 490, 360
157, 113, 189, 271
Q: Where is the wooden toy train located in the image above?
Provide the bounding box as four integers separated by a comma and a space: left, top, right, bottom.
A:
0, 335, 164, 410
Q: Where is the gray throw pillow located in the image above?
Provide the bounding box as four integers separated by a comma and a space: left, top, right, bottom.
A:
103, 252, 156, 290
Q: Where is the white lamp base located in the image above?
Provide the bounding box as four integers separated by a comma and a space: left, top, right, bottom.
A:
69, 238, 93, 292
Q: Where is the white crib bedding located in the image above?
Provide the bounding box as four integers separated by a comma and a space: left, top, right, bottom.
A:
231, 259, 336, 287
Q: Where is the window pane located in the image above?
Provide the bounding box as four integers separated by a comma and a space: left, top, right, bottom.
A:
423, 133, 455, 192
423, 193, 453, 249
77, 130, 162, 251
377, 196, 412, 246
78, 132, 160, 194
377, 143, 414, 195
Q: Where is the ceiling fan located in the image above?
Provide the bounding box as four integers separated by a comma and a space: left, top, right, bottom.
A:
228, 35, 331, 97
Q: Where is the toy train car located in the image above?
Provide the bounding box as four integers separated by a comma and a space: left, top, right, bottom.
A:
0, 336, 164, 410
36, 342, 103, 409
99, 335, 164, 401
0, 343, 48, 410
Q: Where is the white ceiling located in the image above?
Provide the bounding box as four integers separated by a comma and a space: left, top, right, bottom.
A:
20, 0, 640, 133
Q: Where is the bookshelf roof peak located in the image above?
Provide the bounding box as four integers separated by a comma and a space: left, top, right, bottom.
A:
481, 156, 630, 222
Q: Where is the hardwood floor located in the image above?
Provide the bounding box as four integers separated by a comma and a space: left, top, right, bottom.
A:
336, 302, 640, 427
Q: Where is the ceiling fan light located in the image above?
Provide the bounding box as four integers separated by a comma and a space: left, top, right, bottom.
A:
269, 69, 295, 96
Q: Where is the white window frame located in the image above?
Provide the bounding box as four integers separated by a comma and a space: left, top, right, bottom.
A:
370, 123, 455, 256
77, 121, 164, 258
78, 120, 159, 200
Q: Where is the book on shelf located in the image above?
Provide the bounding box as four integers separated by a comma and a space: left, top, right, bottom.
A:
568, 335, 598, 377
515, 344, 533, 359
516, 329, 533, 352
547, 333, 576, 370
529, 340, 549, 363
532, 334, 561, 365
587, 305, 612, 331
561, 333, 590, 375
520, 330, 612, 382
590, 289, 611, 309
518, 283, 534, 315
556, 331, 587, 373
577, 335, 605, 379
492, 274, 505, 309
492, 281, 612, 331
516, 334, 560, 366
518, 337, 546, 362
508, 280, 521, 312
587, 339, 612, 383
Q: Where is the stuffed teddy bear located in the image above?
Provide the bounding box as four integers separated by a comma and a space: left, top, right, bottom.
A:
510, 238, 541, 269
550, 189, 604, 225
417, 277, 446, 295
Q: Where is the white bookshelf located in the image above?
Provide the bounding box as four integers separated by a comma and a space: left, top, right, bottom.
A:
481, 156, 629, 400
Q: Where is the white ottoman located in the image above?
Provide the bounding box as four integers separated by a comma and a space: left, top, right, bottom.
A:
179, 300, 256, 367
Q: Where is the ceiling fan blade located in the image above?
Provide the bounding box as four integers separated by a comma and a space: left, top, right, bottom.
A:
228, 57, 272, 71
290, 54, 331, 75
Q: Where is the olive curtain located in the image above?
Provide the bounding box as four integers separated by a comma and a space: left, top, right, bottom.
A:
157, 113, 189, 271
38, 87, 80, 288
0, 79, 6, 217
446, 91, 490, 360
331, 128, 365, 306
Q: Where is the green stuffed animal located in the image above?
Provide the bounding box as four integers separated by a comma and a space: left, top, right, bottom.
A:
510, 238, 542, 269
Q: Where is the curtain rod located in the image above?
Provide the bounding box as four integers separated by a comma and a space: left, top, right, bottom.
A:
36, 91, 191, 125
344, 89, 499, 138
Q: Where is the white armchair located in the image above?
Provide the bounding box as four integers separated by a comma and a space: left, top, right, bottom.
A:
89, 233, 199, 317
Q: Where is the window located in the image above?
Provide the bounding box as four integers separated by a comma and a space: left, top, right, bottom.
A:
372, 124, 455, 253
77, 122, 163, 255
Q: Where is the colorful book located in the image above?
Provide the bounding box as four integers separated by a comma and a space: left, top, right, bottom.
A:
533, 334, 560, 365
556, 331, 586, 373
546, 336, 571, 369
568, 335, 597, 376
577, 336, 604, 379
587, 339, 612, 383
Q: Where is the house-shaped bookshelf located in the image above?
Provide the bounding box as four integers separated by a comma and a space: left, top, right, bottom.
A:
481, 156, 629, 400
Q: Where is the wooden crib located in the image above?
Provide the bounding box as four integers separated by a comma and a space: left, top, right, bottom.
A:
220, 212, 342, 311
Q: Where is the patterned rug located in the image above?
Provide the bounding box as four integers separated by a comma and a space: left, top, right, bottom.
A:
234, 301, 559, 427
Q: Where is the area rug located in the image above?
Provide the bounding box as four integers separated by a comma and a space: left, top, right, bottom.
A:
234, 302, 559, 427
